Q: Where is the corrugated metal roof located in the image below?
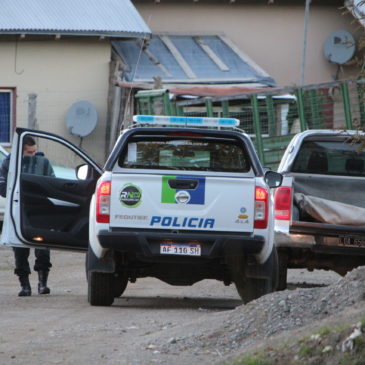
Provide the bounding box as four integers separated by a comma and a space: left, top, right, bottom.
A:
112, 35, 276, 86
0, 0, 151, 38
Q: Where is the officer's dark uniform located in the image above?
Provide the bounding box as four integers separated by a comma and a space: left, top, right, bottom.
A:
0, 153, 53, 296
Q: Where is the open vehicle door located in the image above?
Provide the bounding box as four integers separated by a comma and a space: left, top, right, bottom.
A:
1, 128, 102, 251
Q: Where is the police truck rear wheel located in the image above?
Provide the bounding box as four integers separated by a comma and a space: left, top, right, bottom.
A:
88, 271, 114, 306
228, 251, 277, 304
234, 276, 272, 304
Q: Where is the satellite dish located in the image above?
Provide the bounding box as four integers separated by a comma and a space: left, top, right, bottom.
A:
66, 101, 98, 138
323, 30, 356, 65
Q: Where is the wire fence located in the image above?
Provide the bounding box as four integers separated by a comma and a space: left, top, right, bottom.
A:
136, 79, 365, 169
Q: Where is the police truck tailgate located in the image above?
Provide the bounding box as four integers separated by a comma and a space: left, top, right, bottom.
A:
109, 174, 255, 232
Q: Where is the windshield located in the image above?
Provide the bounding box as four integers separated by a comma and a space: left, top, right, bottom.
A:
118, 137, 250, 172
292, 140, 365, 176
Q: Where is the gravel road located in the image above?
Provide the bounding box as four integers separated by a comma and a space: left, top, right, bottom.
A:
0, 246, 359, 365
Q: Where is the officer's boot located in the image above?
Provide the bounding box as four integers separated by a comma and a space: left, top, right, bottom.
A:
38, 270, 50, 295
18, 275, 31, 296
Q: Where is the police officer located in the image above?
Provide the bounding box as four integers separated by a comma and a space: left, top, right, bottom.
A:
0, 136, 53, 296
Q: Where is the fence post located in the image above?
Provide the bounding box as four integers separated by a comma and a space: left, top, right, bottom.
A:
266, 96, 276, 136
221, 100, 229, 117
205, 98, 214, 117
176, 105, 184, 116
357, 81, 365, 127
309, 89, 322, 128
295, 88, 307, 131
251, 95, 265, 163
147, 97, 153, 115
163, 93, 173, 116
341, 82, 353, 129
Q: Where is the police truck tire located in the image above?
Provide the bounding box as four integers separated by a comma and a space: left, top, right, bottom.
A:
88, 271, 114, 306
234, 275, 272, 304
228, 250, 277, 304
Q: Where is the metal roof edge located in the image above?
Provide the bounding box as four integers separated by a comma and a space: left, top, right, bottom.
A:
0, 30, 151, 38
153, 31, 226, 37
127, 78, 274, 84
118, 81, 274, 91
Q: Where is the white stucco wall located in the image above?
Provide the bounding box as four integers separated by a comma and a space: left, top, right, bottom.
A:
0, 38, 111, 164
135, 3, 362, 87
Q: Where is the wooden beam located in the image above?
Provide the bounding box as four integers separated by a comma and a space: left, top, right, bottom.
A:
194, 36, 230, 72
145, 48, 173, 77
136, 39, 173, 77
160, 35, 196, 79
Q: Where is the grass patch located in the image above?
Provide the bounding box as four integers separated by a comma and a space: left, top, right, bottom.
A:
315, 327, 331, 336
227, 354, 273, 365
298, 342, 322, 359
298, 344, 313, 357
225, 315, 365, 365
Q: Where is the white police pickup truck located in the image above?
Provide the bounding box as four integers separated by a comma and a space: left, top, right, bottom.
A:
1, 116, 282, 306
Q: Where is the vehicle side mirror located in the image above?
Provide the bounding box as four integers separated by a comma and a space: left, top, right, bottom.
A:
76, 164, 89, 180
264, 170, 283, 188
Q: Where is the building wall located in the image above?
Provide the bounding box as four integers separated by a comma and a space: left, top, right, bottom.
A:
135, 2, 361, 87
0, 38, 111, 164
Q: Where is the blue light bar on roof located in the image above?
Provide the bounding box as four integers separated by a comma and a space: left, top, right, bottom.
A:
133, 115, 239, 128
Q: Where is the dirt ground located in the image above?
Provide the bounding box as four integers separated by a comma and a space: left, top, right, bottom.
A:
0, 246, 359, 365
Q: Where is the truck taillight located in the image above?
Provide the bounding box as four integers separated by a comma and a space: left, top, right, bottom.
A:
254, 186, 268, 229
274, 186, 292, 220
96, 180, 111, 223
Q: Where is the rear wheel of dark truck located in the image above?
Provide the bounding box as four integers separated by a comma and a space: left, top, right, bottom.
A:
228, 248, 278, 303
277, 251, 288, 291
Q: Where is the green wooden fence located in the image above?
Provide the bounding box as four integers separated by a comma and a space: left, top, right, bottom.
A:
135, 79, 365, 170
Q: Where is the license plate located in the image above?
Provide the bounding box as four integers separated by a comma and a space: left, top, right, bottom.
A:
160, 243, 201, 256
339, 236, 365, 247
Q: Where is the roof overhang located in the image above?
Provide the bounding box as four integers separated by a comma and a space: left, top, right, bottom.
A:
113, 34, 276, 87
0, 30, 150, 39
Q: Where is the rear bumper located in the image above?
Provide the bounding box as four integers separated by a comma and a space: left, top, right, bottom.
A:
97, 229, 265, 259
275, 221, 365, 255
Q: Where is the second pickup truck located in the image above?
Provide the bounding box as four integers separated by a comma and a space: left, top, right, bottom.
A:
274, 129, 365, 289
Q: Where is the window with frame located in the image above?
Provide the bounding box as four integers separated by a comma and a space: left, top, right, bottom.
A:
119, 136, 251, 172
0, 89, 13, 143
291, 140, 365, 176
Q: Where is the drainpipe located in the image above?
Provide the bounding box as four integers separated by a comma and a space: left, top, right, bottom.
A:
300, 0, 311, 86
